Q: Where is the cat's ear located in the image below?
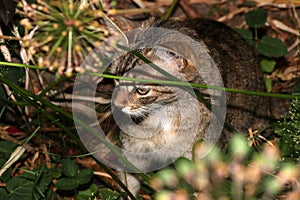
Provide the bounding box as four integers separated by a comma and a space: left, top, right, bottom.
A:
102, 14, 130, 44
155, 46, 197, 81
176, 57, 197, 81
114, 79, 119, 86
108, 15, 141, 32
103, 15, 154, 45
109, 16, 156, 31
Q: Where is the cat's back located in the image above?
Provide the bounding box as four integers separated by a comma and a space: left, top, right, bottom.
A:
159, 18, 262, 91
160, 18, 270, 140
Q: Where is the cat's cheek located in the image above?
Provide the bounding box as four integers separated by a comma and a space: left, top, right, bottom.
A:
121, 106, 132, 115
121, 106, 140, 116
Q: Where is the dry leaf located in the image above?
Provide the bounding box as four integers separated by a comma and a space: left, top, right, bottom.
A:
272, 19, 299, 35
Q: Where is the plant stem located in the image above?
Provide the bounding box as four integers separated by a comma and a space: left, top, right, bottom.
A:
92, 73, 300, 99
0, 61, 47, 70
164, 0, 179, 20
0, 61, 299, 99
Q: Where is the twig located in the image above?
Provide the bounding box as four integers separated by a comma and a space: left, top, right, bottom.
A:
0, 146, 26, 176
108, 8, 152, 15
218, 7, 248, 22
271, 19, 299, 36
0, 35, 23, 41
132, 0, 146, 8
94, 171, 112, 179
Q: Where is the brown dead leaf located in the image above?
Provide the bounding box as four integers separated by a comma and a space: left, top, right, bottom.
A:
277, 65, 300, 81
187, 0, 226, 4
271, 19, 299, 36
218, 7, 249, 22
254, 0, 300, 7
180, 0, 199, 18
274, 0, 300, 5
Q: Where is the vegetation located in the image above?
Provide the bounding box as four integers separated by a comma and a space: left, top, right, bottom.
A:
0, 0, 299, 199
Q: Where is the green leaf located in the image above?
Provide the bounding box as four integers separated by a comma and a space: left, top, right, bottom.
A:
48, 167, 62, 179
0, 159, 12, 182
18, 170, 36, 181
277, 136, 295, 157
0, 66, 24, 85
36, 170, 52, 197
0, 188, 8, 199
61, 158, 79, 177
235, 28, 254, 46
50, 153, 62, 163
9, 168, 51, 199
155, 190, 173, 200
263, 177, 282, 195
6, 177, 34, 200
240, 1, 256, 7
0, 141, 18, 159
55, 177, 79, 190
257, 36, 288, 58
174, 157, 194, 176
245, 9, 267, 28
293, 78, 300, 94
156, 168, 178, 187
264, 78, 272, 92
260, 59, 276, 73
99, 188, 120, 200
76, 168, 93, 185
0, 85, 6, 107
46, 189, 58, 199
210, 179, 233, 198
229, 134, 250, 157
76, 183, 98, 200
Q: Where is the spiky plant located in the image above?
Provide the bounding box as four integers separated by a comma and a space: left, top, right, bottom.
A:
20, 0, 109, 76
275, 98, 300, 161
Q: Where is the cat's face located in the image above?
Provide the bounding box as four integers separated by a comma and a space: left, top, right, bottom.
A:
112, 67, 178, 118
111, 47, 193, 118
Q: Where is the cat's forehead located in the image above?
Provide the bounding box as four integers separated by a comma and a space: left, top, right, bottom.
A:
120, 82, 148, 89
123, 65, 169, 79
118, 81, 136, 88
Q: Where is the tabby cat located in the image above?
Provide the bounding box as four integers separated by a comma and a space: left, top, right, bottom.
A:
108, 17, 271, 197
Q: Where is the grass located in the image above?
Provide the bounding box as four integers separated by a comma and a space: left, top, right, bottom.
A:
0, 0, 299, 199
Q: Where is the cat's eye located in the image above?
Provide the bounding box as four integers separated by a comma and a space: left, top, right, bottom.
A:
166, 50, 180, 59
135, 87, 150, 95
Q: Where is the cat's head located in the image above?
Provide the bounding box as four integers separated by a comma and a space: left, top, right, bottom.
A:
109, 17, 223, 119
111, 64, 182, 118
107, 17, 201, 81
111, 40, 199, 116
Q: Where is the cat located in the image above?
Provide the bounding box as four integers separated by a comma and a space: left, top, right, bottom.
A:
108, 17, 271, 197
